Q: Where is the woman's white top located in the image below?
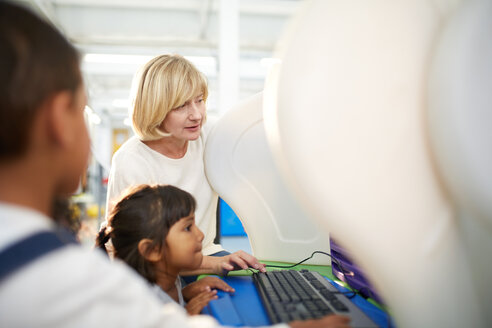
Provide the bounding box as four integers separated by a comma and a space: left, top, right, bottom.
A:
106, 123, 222, 255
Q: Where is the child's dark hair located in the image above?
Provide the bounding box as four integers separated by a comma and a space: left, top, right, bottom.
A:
52, 197, 81, 237
0, 2, 81, 160
96, 184, 196, 284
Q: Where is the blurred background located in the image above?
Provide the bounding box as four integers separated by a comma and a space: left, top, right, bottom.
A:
13, 0, 303, 249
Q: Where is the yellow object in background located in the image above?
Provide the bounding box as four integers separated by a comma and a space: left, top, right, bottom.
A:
87, 204, 103, 219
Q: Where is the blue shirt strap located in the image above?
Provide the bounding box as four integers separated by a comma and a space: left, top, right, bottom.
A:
0, 229, 77, 282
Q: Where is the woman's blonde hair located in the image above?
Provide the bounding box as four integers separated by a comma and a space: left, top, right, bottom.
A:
131, 54, 208, 141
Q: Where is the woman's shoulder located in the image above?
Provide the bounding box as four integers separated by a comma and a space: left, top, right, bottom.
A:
112, 136, 150, 163
114, 136, 140, 154
110, 138, 156, 181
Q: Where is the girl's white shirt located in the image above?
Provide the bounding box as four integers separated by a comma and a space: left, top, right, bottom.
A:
151, 278, 185, 306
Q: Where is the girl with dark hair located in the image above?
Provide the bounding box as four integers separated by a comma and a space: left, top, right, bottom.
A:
96, 184, 235, 314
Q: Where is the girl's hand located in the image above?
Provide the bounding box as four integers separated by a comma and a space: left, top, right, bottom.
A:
182, 251, 267, 276
214, 250, 267, 275
184, 289, 218, 315
182, 276, 234, 301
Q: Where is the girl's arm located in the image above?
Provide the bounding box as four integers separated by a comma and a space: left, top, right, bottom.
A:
180, 250, 267, 276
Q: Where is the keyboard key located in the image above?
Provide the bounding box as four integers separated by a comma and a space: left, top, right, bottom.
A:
310, 280, 325, 290
330, 299, 349, 312
319, 288, 338, 301
314, 299, 331, 312
290, 312, 303, 321
303, 300, 318, 312
277, 313, 290, 323
271, 301, 284, 312
302, 272, 318, 281
309, 310, 324, 319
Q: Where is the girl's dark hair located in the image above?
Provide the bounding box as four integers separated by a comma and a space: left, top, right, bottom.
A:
0, 2, 81, 159
96, 185, 196, 284
52, 197, 81, 237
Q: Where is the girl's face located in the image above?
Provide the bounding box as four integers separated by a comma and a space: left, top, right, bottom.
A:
165, 213, 204, 271
160, 94, 205, 142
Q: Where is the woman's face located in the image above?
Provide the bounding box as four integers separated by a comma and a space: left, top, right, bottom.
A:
160, 94, 205, 141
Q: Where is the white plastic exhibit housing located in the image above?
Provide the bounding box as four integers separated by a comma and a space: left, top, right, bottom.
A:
204, 93, 331, 265
263, 0, 492, 327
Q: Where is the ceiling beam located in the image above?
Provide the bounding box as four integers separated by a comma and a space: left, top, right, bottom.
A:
70, 35, 275, 53
47, 0, 300, 16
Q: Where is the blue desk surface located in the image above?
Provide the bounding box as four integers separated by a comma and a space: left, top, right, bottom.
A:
201, 266, 394, 327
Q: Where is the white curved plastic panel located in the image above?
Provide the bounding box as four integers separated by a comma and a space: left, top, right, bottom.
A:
428, 0, 492, 232
428, 0, 492, 325
264, 0, 489, 327
204, 93, 331, 265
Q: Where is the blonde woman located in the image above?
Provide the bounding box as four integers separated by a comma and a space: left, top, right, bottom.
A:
106, 54, 266, 277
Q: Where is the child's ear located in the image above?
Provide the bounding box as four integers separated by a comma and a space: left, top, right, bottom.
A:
137, 239, 162, 262
45, 91, 76, 147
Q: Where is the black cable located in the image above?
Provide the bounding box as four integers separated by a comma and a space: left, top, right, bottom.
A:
265, 251, 349, 277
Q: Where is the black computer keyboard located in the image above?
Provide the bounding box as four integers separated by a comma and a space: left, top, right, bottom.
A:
252, 269, 378, 327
